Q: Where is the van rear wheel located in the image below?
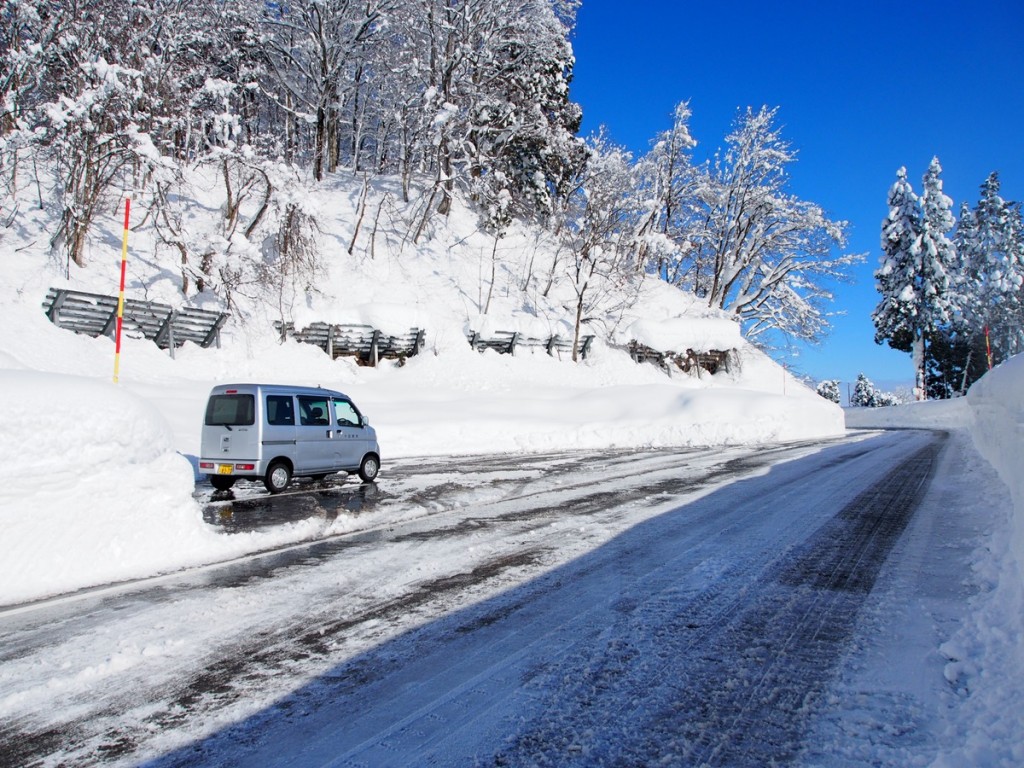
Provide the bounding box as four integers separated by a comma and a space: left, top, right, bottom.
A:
358, 454, 380, 483
264, 461, 292, 494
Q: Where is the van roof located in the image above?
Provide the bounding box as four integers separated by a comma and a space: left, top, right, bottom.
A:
209, 383, 350, 399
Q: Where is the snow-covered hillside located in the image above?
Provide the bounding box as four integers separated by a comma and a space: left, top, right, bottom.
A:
0, 169, 845, 604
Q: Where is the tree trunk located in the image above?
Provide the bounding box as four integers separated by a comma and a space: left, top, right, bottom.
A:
313, 105, 327, 181
912, 332, 926, 401
348, 174, 369, 255
482, 236, 498, 314
572, 291, 585, 363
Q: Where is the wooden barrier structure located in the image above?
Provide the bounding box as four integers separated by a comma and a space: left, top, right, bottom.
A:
275, 321, 425, 366
627, 340, 733, 377
42, 288, 228, 357
467, 330, 595, 360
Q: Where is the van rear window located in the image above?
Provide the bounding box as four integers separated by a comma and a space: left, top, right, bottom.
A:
206, 394, 255, 426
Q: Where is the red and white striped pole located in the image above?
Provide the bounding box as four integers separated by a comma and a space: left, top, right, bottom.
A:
985, 326, 993, 370
112, 197, 131, 383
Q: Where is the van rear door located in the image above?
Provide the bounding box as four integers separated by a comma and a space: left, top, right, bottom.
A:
202, 391, 259, 466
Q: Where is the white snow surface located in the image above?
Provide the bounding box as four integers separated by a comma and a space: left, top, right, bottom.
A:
0, 171, 844, 605
0, 170, 1022, 764
0, 309, 835, 605
842, 376, 1024, 767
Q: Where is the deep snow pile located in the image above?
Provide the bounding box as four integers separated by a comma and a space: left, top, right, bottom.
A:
846, 362, 1024, 767
966, 354, 1024, 564
0, 169, 846, 606
0, 308, 839, 605
846, 362, 1024, 576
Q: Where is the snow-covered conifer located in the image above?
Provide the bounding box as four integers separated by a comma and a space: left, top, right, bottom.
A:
918, 157, 958, 323
955, 172, 1024, 362
850, 373, 877, 407
815, 379, 841, 404
872, 163, 947, 399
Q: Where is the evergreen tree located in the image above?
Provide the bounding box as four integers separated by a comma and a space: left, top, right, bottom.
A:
872, 162, 957, 400
955, 172, 1024, 363
849, 373, 901, 407
924, 325, 988, 398
815, 379, 841, 404
918, 158, 957, 313
850, 373, 877, 407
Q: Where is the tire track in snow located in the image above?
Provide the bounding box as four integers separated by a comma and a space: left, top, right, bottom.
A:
493, 434, 944, 767
0, 434, 904, 768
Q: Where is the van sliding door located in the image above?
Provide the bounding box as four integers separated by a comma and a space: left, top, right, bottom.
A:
296, 395, 341, 472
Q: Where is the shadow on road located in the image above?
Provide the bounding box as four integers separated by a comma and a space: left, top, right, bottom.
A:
129, 433, 944, 768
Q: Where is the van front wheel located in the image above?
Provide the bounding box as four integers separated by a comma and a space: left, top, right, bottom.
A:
264, 461, 292, 494
358, 454, 380, 483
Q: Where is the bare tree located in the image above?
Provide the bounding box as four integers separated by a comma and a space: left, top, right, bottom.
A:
555, 133, 642, 359
262, 0, 389, 181
678, 107, 861, 343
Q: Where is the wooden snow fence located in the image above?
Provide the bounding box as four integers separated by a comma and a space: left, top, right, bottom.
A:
467, 330, 595, 360
627, 340, 733, 377
42, 287, 228, 357
275, 321, 425, 366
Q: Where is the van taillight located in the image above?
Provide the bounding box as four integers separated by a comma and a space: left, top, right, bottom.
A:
199, 462, 213, 469
236, 463, 255, 471
226, 389, 238, 394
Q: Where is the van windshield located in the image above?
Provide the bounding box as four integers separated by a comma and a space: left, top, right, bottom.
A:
206, 394, 256, 426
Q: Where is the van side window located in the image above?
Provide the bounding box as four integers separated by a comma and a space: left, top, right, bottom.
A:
298, 396, 331, 426
266, 395, 295, 426
205, 394, 255, 426
334, 399, 361, 427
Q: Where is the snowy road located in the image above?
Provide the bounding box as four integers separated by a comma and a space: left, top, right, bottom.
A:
0, 429, 961, 767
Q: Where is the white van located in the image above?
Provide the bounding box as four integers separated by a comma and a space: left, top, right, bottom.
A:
199, 383, 380, 493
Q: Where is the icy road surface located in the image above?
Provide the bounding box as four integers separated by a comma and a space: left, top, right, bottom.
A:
0, 428, 985, 766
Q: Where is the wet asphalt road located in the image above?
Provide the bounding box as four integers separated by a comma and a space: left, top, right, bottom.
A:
0, 432, 946, 767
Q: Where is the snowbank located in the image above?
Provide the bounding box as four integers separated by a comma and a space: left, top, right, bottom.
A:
846, 358, 1024, 563
0, 312, 843, 607
623, 315, 743, 352
846, 363, 1024, 579
843, 396, 972, 430
0, 370, 344, 605
967, 354, 1024, 564
845, 356, 1024, 767
0, 370, 213, 603
940, 357, 1024, 766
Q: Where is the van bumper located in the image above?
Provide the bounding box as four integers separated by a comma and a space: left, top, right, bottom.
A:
198, 459, 264, 478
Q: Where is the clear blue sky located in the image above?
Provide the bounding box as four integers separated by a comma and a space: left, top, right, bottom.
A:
569, 0, 1024, 391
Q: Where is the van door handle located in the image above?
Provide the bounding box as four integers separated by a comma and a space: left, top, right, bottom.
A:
326, 429, 332, 438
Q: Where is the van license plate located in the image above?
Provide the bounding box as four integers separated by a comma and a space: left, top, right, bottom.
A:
217, 464, 234, 475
